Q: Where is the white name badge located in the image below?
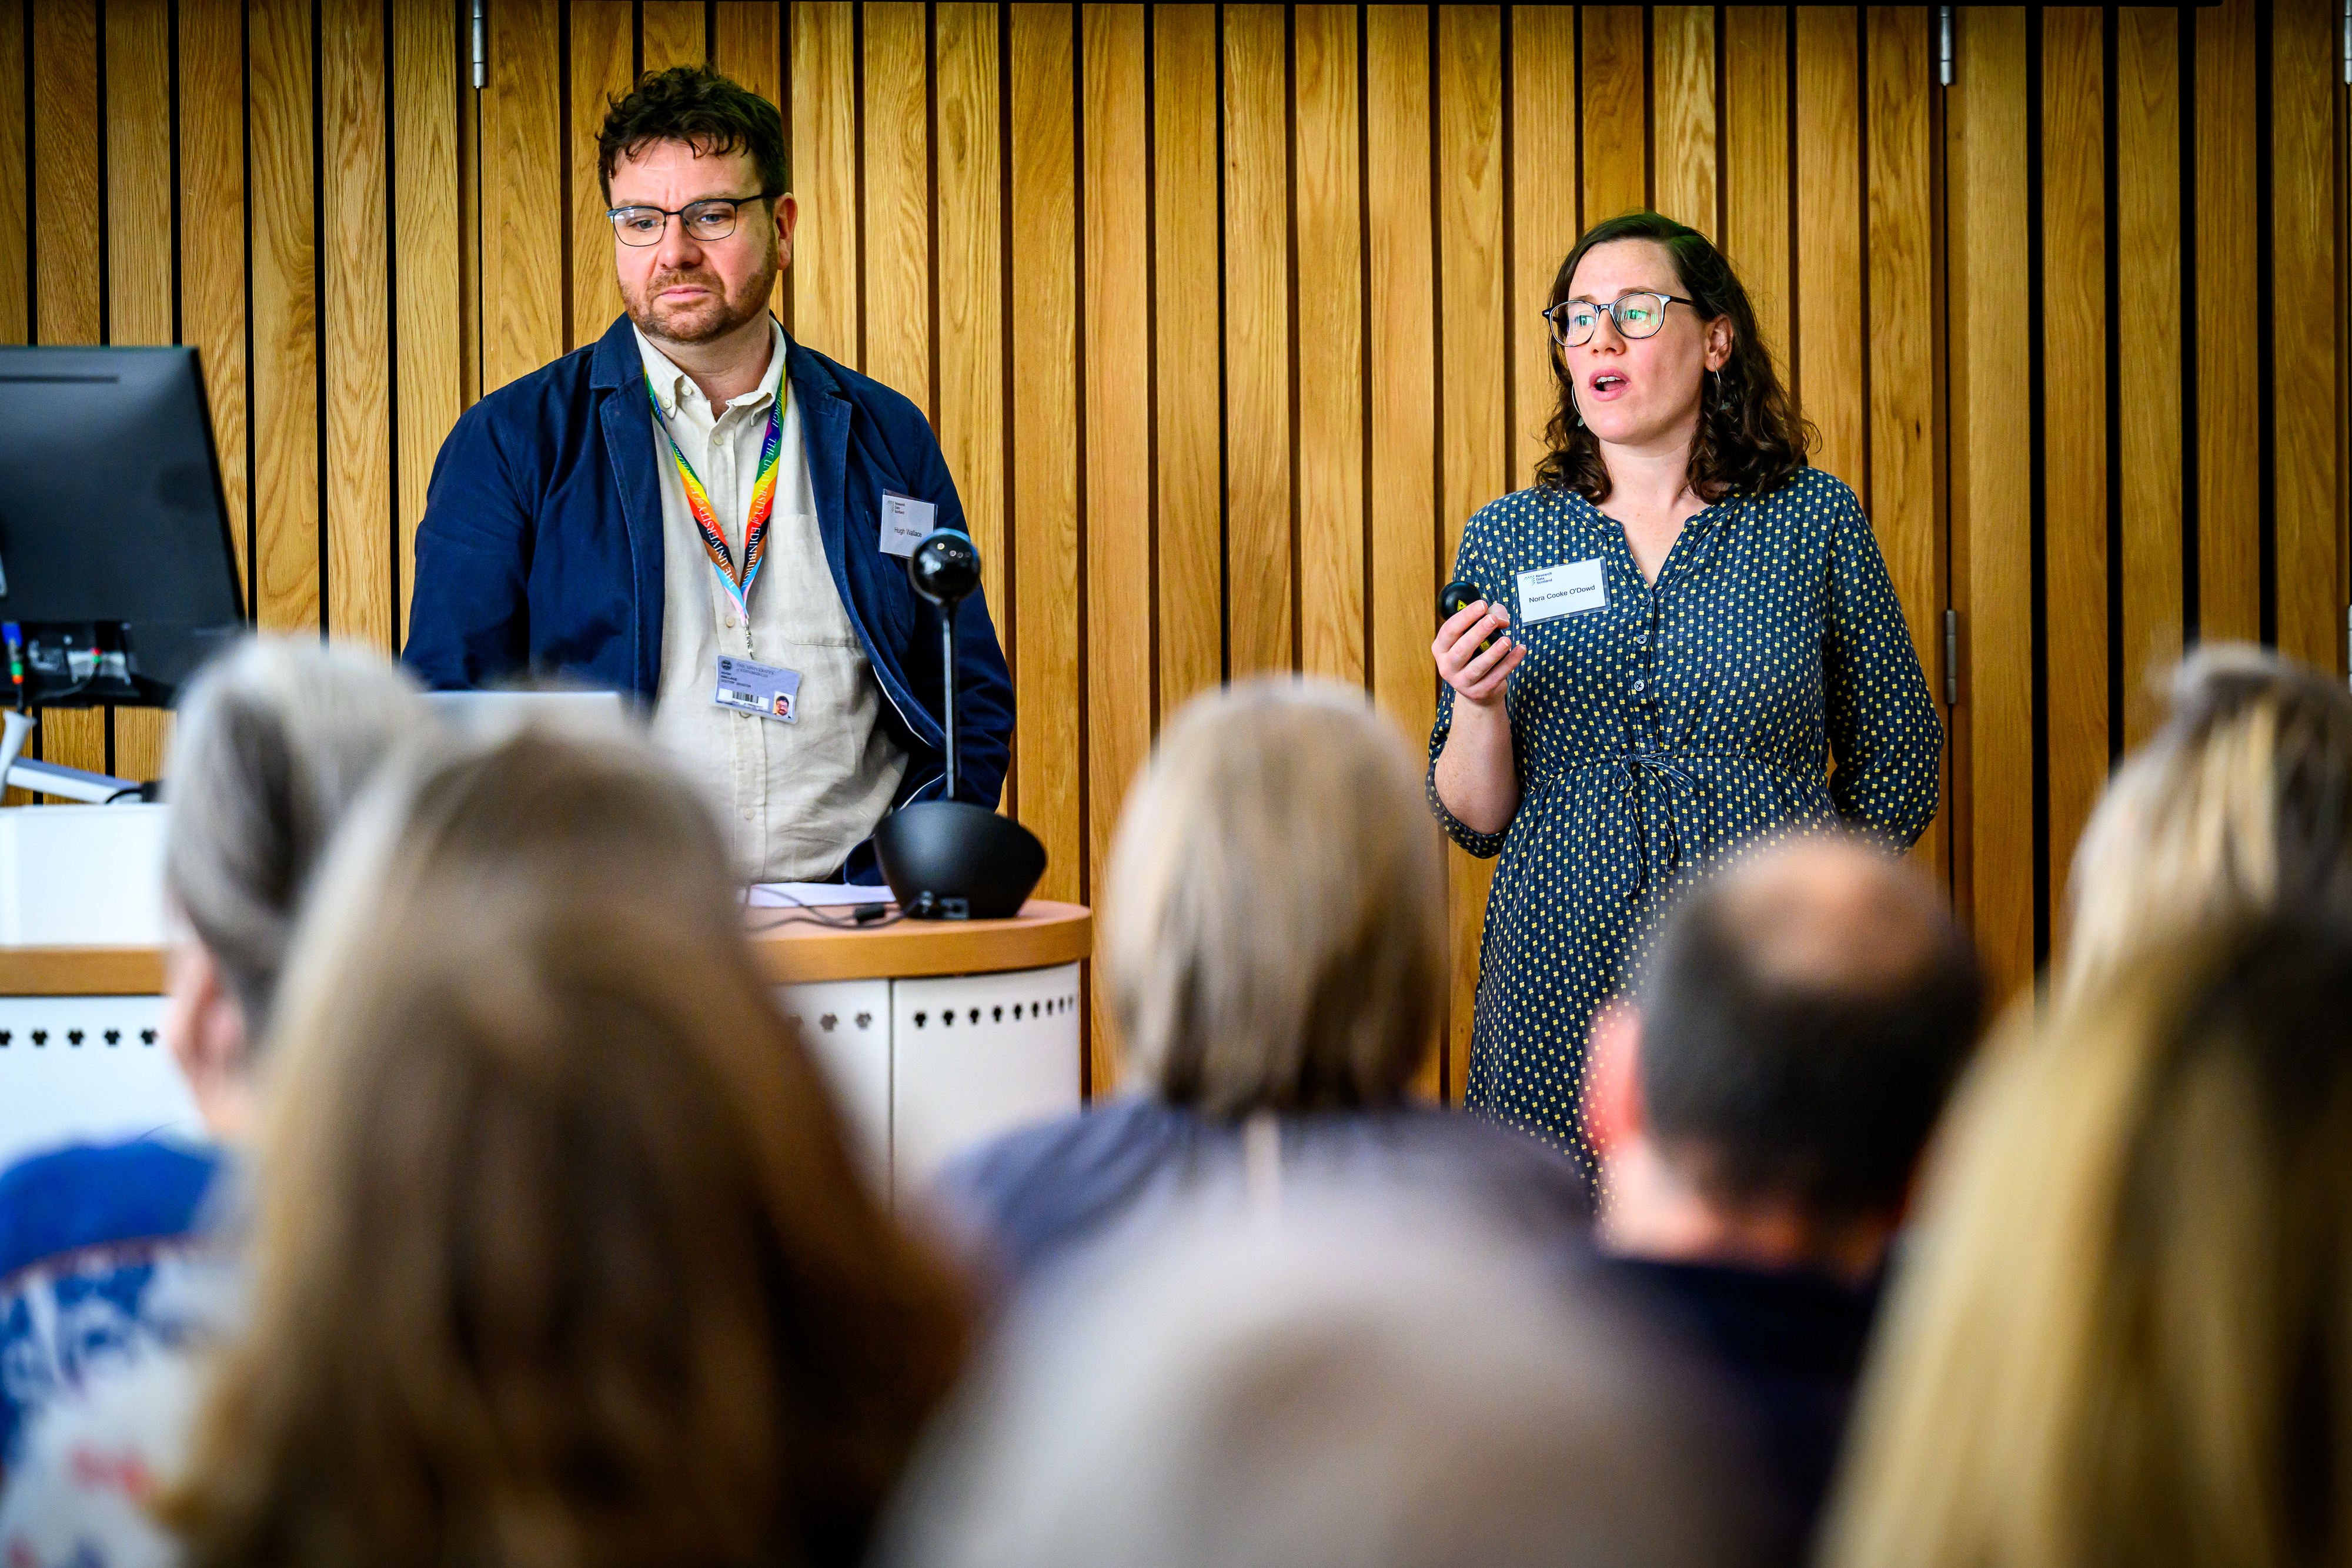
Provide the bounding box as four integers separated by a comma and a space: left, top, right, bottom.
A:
714, 654, 803, 724
879, 493, 937, 557
1516, 558, 1608, 623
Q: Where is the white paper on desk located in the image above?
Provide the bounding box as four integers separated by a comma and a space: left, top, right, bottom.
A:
746, 882, 895, 909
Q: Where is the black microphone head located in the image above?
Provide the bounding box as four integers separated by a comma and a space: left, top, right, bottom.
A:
909, 529, 983, 607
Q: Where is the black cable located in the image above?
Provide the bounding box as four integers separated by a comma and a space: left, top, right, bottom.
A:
742, 889, 906, 933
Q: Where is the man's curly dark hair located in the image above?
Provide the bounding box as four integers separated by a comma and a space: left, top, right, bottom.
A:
1536, 210, 1813, 505
597, 65, 789, 206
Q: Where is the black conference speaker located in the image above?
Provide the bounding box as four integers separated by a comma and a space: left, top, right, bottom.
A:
881, 528, 1047, 920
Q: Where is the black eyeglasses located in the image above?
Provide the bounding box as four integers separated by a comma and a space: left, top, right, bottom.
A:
606, 191, 782, 247
1542, 291, 1698, 347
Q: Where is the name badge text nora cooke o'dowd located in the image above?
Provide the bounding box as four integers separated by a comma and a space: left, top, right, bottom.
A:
1515, 558, 1608, 623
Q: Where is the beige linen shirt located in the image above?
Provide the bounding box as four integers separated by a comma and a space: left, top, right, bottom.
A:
638, 321, 907, 881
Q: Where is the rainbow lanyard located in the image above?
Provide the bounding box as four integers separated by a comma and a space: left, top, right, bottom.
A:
647, 375, 784, 622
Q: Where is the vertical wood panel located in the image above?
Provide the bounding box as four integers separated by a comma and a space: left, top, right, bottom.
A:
1866, 4, 1943, 885
790, 2, 859, 365
324, 0, 392, 649
1222, 5, 1292, 676
1083, 1, 1149, 1092
31, 0, 103, 779
105, 0, 175, 782
482, 0, 563, 392
640, 1, 707, 71
1722, 6, 1790, 370
934, 4, 1005, 624
1367, 6, 1440, 1098
2040, 6, 2106, 940
1794, 8, 1863, 489
2272, 0, 2343, 674
1152, 4, 1221, 716
1651, 6, 1718, 235
395, 0, 462, 649
1948, 6, 2032, 1004
32, 2, 100, 350
1438, 4, 1506, 1106
711, 1, 786, 325
1510, 4, 1576, 487
180, 0, 248, 598
1579, 6, 1647, 225
0, 0, 22, 346
104, 0, 172, 347
1295, 4, 1362, 684
457, 0, 481, 406
249, 0, 319, 633
1008, 3, 1080, 898
2194, 0, 2258, 644
2116, 9, 2180, 744
570, 2, 634, 347
863, 2, 930, 409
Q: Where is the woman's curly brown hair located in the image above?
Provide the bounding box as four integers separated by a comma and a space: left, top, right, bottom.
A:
1536, 211, 1813, 504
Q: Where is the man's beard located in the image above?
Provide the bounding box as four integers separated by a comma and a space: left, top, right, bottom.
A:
624, 249, 779, 346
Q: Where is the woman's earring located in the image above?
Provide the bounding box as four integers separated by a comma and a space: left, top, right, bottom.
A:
1713, 368, 1733, 414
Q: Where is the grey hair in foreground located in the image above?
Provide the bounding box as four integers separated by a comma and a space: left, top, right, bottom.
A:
163, 635, 427, 1034
1103, 678, 1448, 1115
875, 1193, 1752, 1568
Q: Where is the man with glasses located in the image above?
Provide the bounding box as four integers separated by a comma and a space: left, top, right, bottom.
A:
406, 66, 1012, 885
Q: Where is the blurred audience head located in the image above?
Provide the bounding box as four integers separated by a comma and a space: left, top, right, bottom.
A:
878, 1195, 1752, 1568
1823, 910, 2352, 1568
162, 728, 967, 1568
161, 634, 427, 1136
1588, 836, 1982, 1280
2063, 641, 2352, 998
1104, 677, 1446, 1115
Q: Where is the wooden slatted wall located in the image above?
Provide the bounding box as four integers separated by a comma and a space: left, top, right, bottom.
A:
2, 4, 2344, 1091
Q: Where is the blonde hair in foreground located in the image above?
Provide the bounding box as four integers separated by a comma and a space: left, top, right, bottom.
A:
1104, 678, 1447, 1115
2062, 642, 2352, 998
1819, 913, 2352, 1568
162, 729, 967, 1568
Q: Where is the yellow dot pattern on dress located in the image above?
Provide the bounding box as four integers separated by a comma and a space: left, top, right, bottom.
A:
1426, 465, 1943, 1174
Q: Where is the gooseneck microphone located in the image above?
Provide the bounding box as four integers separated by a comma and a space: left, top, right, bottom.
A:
908, 530, 983, 801
878, 529, 1046, 920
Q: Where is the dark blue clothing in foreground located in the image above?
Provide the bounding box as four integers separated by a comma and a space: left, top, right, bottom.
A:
931, 1096, 1589, 1293
1601, 1255, 1882, 1568
0, 1139, 223, 1472
1430, 467, 1943, 1164
403, 314, 1015, 868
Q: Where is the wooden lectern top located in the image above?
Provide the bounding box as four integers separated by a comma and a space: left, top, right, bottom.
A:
0, 900, 1093, 997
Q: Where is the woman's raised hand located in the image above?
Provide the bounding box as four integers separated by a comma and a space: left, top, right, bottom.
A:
1432, 599, 1528, 708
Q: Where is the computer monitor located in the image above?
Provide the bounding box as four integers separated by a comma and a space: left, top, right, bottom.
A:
0, 346, 246, 707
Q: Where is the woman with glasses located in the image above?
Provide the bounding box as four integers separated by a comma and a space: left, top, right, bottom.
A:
1428, 210, 1941, 1175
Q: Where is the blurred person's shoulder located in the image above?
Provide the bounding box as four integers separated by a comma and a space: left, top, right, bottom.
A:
0, 1138, 223, 1283
924, 1098, 1219, 1289
1317, 1104, 1593, 1227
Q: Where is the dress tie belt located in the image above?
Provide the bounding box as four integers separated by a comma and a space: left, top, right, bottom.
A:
1610, 749, 1698, 880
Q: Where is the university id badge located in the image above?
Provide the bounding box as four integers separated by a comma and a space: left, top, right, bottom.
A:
714, 655, 803, 724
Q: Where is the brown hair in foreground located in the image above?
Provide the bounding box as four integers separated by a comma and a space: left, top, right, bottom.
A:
163, 729, 967, 1568
1104, 678, 1448, 1116
1820, 908, 2352, 1568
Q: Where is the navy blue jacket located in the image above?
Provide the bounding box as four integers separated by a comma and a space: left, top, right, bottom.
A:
403, 315, 1015, 850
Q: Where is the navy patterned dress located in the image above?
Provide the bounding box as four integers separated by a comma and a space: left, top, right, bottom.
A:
1428, 466, 1942, 1166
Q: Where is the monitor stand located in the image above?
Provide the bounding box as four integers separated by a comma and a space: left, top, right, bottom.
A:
0, 711, 143, 804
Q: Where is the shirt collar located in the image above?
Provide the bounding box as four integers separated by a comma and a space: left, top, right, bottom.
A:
633, 316, 788, 422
